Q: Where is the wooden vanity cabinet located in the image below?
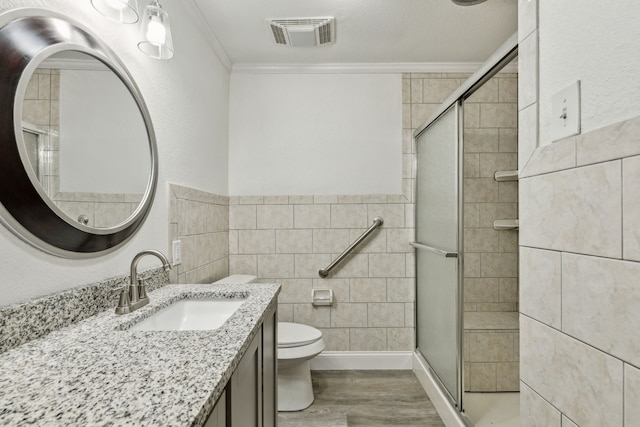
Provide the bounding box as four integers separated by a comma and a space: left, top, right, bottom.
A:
261, 306, 277, 427
204, 390, 226, 427
204, 305, 277, 427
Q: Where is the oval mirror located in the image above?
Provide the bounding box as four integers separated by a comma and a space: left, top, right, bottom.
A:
0, 12, 158, 258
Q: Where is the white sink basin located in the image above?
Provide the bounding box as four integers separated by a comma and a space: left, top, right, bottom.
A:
129, 299, 246, 331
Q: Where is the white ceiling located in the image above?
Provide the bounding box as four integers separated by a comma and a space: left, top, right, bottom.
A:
193, 0, 518, 67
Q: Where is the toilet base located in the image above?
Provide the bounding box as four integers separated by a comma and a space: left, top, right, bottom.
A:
277, 360, 314, 411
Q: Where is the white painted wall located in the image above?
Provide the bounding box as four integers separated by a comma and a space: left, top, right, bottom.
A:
0, 0, 230, 305
59, 69, 149, 194
228, 73, 402, 195
538, 0, 640, 145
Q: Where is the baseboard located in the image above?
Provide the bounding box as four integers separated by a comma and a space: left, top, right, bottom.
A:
309, 351, 413, 370
412, 352, 470, 427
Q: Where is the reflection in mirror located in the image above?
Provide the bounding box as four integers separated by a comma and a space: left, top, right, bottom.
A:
21, 51, 151, 229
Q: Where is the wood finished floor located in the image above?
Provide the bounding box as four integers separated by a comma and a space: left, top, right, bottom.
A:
278, 370, 446, 427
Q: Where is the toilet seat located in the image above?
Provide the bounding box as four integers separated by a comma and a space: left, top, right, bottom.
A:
278, 339, 325, 361
278, 322, 322, 348
277, 322, 325, 362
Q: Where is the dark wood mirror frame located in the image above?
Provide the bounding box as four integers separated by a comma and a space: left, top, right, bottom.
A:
0, 10, 158, 258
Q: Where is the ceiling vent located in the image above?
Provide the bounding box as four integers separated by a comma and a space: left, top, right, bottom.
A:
268, 17, 335, 47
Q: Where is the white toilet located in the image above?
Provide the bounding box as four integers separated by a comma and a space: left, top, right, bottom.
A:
212, 274, 325, 412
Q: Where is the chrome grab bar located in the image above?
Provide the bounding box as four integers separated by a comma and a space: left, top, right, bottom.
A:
409, 242, 458, 258
319, 217, 384, 278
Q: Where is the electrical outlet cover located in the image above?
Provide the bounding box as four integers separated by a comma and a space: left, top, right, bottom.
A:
172, 240, 182, 265
551, 80, 581, 142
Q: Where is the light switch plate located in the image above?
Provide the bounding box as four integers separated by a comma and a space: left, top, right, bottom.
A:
551, 80, 581, 142
172, 240, 182, 265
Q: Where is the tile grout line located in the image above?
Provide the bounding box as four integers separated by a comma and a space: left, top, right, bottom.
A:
621, 160, 624, 260
622, 363, 626, 426
520, 312, 633, 368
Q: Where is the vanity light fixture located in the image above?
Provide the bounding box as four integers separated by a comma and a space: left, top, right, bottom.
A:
90, 0, 139, 24
137, 0, 174, 60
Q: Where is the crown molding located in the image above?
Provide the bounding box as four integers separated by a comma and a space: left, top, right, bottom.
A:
184, 0, 232, 72
231, 61, 509, 74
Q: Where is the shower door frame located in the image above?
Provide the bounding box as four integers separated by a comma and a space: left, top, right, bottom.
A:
414, 100, 465, 412
412, 32, 518, 422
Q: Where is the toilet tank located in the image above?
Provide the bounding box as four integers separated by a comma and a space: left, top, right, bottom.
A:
212, 274, 258, 285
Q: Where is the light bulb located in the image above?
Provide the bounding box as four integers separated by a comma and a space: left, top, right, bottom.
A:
138, 1, 173, 59
146, 15, 166, 46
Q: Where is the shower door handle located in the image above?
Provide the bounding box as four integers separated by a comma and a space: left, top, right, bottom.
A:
410, 242, 458, 258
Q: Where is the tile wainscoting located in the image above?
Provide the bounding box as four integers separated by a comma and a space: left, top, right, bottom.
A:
228, 194, 415, 352
168, 184, 230, 284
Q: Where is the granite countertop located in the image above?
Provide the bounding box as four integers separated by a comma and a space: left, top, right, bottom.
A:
0, 283, 280, 426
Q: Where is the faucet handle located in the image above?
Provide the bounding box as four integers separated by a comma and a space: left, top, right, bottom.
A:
112, 285, 127, 296
113, 286, 130, 311
138, 279, 148, 300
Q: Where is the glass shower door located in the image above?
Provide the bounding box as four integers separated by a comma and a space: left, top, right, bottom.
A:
414, 103, 462, 406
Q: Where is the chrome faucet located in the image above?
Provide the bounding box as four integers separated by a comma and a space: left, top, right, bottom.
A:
115, 250, 172, 315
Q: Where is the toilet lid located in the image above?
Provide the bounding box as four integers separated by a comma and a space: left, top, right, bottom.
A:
278, 322, 323, 348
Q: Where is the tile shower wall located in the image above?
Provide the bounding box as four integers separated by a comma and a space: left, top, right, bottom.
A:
168, 184, 229, 284
463, 72, 519, 314
464, 329, 519, 392
23, 69, 142, 227
518, 2, 640, 425
463, 71, 519, 392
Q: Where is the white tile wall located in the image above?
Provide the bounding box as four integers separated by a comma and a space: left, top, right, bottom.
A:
520, 316, 624, 427
520, 161, 622, 258
518, 103, 539, 172
519, 247, 561, 329
624, 364, 640, 427
519, 2, 640, 422
623, 155, 640, 261
520, 383, 561, 427
576, 116, 640, 166
561, 416, 579, 427
518, 32, 538, 111
561, 253, 640, 367
520, 135, 576, 178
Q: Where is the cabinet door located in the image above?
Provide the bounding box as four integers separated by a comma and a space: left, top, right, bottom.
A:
203, 390, 226, 427
262, 307, 277, 427
230, 327, 262, 427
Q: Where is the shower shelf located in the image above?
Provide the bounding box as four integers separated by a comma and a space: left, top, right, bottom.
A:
494, 170, 519, 181
493, 219, 519, 230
